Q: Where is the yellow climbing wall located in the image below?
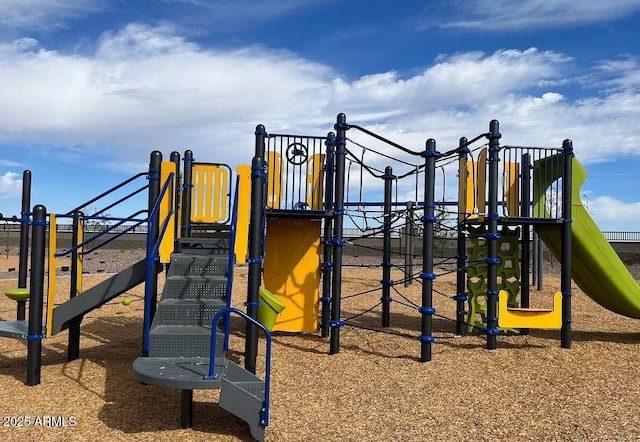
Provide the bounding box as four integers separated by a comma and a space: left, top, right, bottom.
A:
263, 217, 321, 332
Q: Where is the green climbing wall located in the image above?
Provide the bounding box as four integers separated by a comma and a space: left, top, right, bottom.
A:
466, 225, 520, 333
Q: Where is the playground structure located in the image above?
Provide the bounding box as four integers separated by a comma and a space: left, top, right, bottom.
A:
3, 113, 640, 440
0, 151, 271, 440
242, 113, 640, 369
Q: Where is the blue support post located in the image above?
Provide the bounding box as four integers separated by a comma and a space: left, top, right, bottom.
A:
17, 170, 31, 321
320, 132, 335, 337
67, 210, 82, 361
381, 166, 394, 327
561, 139, 573, 348
485, 120, 501, 350
26, 204, 46, 386
420, 139, 437, 362
142, 151, 162, 356
329, 113, 348, 354
455, 137, 468, 336
181, 150, 194, 239
245, 125, 267, 373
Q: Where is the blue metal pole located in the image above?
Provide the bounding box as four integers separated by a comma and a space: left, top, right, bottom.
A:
561, 139, 573, 348
329, 113, 348, 354
26, 204, 46, 386
485, 120, 501, 350
420, 139, 437, 362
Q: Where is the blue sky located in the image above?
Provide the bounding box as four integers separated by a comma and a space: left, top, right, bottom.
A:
1, 0, 640, 230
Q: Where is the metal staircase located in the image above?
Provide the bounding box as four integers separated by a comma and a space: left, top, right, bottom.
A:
133, 235, 269, 441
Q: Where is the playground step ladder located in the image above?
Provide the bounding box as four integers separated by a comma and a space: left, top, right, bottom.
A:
134, 233, 270, 441
148, 244, 230, 358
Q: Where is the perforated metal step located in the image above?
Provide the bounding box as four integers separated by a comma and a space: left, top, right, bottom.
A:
168, 254, 229, 278
154, 299, 228, 327
149, 324, 224, 357
163, 276, 227, 300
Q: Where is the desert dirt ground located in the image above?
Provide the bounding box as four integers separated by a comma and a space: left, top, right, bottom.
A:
1, 253, 640, 441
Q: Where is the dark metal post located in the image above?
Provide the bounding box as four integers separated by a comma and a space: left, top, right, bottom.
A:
420, 139, 437, 362
561, 139, 573, 348
455, 137, 468, 336
381, 166, 394, 327
520, 153, 532, 335
67, 210, 82, 361
320, 133, 335, 338
27, 204, 46, 386
170, 151, 181, 244
181, 149, 194, 240
329, 113, 348, 354
17, 170, 31, 320
245, 125, 267, 373
485, 120, 501, 350
180, 389, 193, 428
142, 151, 162, 356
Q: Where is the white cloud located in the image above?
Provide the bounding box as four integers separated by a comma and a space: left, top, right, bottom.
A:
429, 0, 640, 31
591, 196, 640, 230
0, 24, 639, 194
0, 0, 102, 30
0, 172, 22, 199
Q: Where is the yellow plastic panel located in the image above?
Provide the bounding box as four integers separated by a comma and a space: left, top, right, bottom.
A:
159, 161, 177, 264
498, 290, 562, 329
464, 148, 487, 221
504, 162, 520, 217
458, 156, 468, 222
235, 165, 251, 264
76, 218, 83, 295
191, 164, 229, 222
266, 152, 281, 209
46, 213, 57, 337
306, 154, 325, 210
476, 148, 487, 222
263, 217, 321, 332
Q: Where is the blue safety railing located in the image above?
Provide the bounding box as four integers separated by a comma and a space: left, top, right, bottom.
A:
142, 172, 176, 352
223, 175, 241, 351
206, 307, 272, 428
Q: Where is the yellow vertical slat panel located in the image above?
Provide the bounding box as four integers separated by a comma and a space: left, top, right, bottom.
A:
46, 213, 57, 337
216, 167, 229, 221
306, 154, 325, 210
504, 162, 520, 217
458, 156, 468, 223
190, 164, 230, 223
476, 148, 487, 222
235, 165, 251, 264
159, 161, 176, 264
266, 152, 281, 209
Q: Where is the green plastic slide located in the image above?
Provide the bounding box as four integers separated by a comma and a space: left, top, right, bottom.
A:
534, 156, 640, 318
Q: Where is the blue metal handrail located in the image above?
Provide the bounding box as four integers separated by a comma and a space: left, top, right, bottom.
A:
54, 209, 148, 258
206, 307, 272, 428
223, 175, 241, 350
63, 171, 148, 216
143, 171, 176, 352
